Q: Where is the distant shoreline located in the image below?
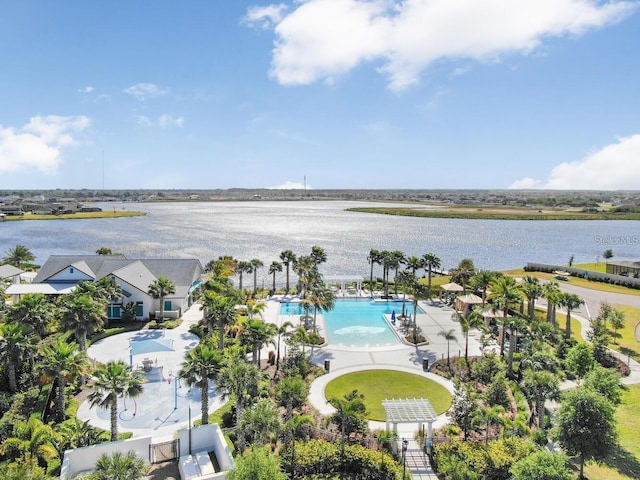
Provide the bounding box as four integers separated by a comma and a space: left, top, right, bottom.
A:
347, 206, 640, 221
1, 211, 146, 221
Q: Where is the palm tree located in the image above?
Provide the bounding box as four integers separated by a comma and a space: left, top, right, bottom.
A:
147, 277, 176, 322
2, 244, 34, 268
0, 417, 58, 470
58, 293, 106, 352
88, 360, 145, 441
451, 258, 476, 293
542, 282, 561, 325
238, 399, 281, 449
472, 405, 505, 446
276, 375, 309, 421
561, 293, 585, 339
470, 270, 498, 306
58, 418, 108, 453
241, 320, 276, 364
397, 270, 415, 318
488, 276, 523, 357
410, 280, 429, 343
87, 451, 148, 480
390, 250, 405, 295
378, 250, 394, 297
249, 259, 264, 293
457, 310, 484, 363
179, 343, 225, 424
309, 284, 336, 333
438, 328, 458, 367
200, 291, 237, 349
505, 316, 527, 377
279, 250, 297, 294
522, 368, 560, 428
217, 361, 263, 428
310, 245, 327, 265
0, 321, 35, 392
268, 261, 283, 294
367, 249, 381, 294
521, 275, 543, 321
405, 256, 425, 275
275, 320, 293, 370
39, 335, 89, 422
422, 253, 441, 292
8, 293, 55, 338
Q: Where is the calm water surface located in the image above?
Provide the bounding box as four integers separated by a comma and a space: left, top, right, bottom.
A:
1, 201, 638, 280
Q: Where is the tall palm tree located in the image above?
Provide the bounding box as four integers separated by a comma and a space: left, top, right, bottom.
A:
521, 275, 543, 321
472, 405, 505, 446
58, 293, 106, 352
241, 320, 276, 364
309, 284, 336, 333
457, 310, 484, 363
438, 328, 458, 367
39, 335, 89, 422
422, 253, 441, 293
542, 282, 561, 326
200, 291, 237, 349
367, 249, 381, 294
275, 320, 293, 370
522, 368, 560, 428
235, 261, 252, 292
488, 276, 523, 357
88, 360, 145, 441
310, 245, 327, 265
238, 400, 281, 449
279, 250, 297, 294
0, 322, 35, 392
390, 250, 405, 295
147, 277, 176, 322
505, 316, 527, 377
397, 270, 415, 318
179, 343, 225, 424
378, 250, 394, 297
470, 270, 498, 306
451, 258, 476, 293
2, 244, 34, 268
410, 280, 429, 343
217, 361, 263, 428
405, 256, 425, 275
268, 261, 283, 294
249, 259, 264, 293
8, 293, 55, 338
561, 293, 585, 339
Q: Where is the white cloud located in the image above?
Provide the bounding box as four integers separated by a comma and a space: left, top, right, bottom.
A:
135, 114, 184, 128
249, 0, 637, 91
0, 115, 90, 174
267, 181, 311, 189
244, 4, 289, 29
509, 134, 640, 189
79, 86, 94, 93
123, 83, 170, 101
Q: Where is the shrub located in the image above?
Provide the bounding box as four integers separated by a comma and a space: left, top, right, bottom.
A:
471, 353, 504, 384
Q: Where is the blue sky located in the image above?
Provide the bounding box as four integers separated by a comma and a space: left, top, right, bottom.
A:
1, 0, 639, 190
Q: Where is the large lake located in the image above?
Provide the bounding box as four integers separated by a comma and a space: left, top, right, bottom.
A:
1, 201, 638, 281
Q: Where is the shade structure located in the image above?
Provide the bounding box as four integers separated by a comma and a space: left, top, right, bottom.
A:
382, 398, 438, 423
129, 339, 175, 366
440, 282, 464, 292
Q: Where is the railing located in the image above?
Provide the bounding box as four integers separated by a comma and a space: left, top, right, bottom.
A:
150, 438, 180, 463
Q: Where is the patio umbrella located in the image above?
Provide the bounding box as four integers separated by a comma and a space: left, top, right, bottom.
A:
440, 282, 464, 292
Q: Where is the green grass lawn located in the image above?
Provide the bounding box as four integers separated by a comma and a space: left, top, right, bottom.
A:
610, 304, 640, 361
583, 384, 640, 480
324, 370, 452, 421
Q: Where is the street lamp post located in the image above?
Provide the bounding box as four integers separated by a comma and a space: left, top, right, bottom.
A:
402, 438, 408, 480
168, 370, 178, 410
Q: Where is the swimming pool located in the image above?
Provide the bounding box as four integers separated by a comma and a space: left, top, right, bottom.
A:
280, 299, 423, 349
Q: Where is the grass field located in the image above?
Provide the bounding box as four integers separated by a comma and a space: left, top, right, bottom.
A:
324, 370, 452, 421
3, 210, 145, 221
610, 305, 640, 361
346, 206, 640, 221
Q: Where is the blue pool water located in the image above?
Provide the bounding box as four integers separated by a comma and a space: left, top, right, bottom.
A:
280, 299, 423, 348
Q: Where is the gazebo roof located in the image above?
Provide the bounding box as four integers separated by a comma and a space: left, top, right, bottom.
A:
440, 282, 464, 292
381, 398, 438, 423
457, 294, 483, 304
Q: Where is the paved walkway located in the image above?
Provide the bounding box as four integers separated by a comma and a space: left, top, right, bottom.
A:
77, 303, 226, 440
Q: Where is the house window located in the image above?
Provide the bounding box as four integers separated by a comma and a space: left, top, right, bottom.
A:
107, 304, 122, 319
70, 267, 74, 274
164, 300, 172, 311
136, 302, 143, 317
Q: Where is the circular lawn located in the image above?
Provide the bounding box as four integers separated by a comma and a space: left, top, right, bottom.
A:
324, 369, 452, 421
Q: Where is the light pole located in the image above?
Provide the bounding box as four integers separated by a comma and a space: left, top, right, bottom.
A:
402, 438, 408, 480
168, 370, 178, 410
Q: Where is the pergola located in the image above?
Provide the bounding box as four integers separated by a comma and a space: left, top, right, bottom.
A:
323, 275, 364, 296
382, 398, 438, 446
